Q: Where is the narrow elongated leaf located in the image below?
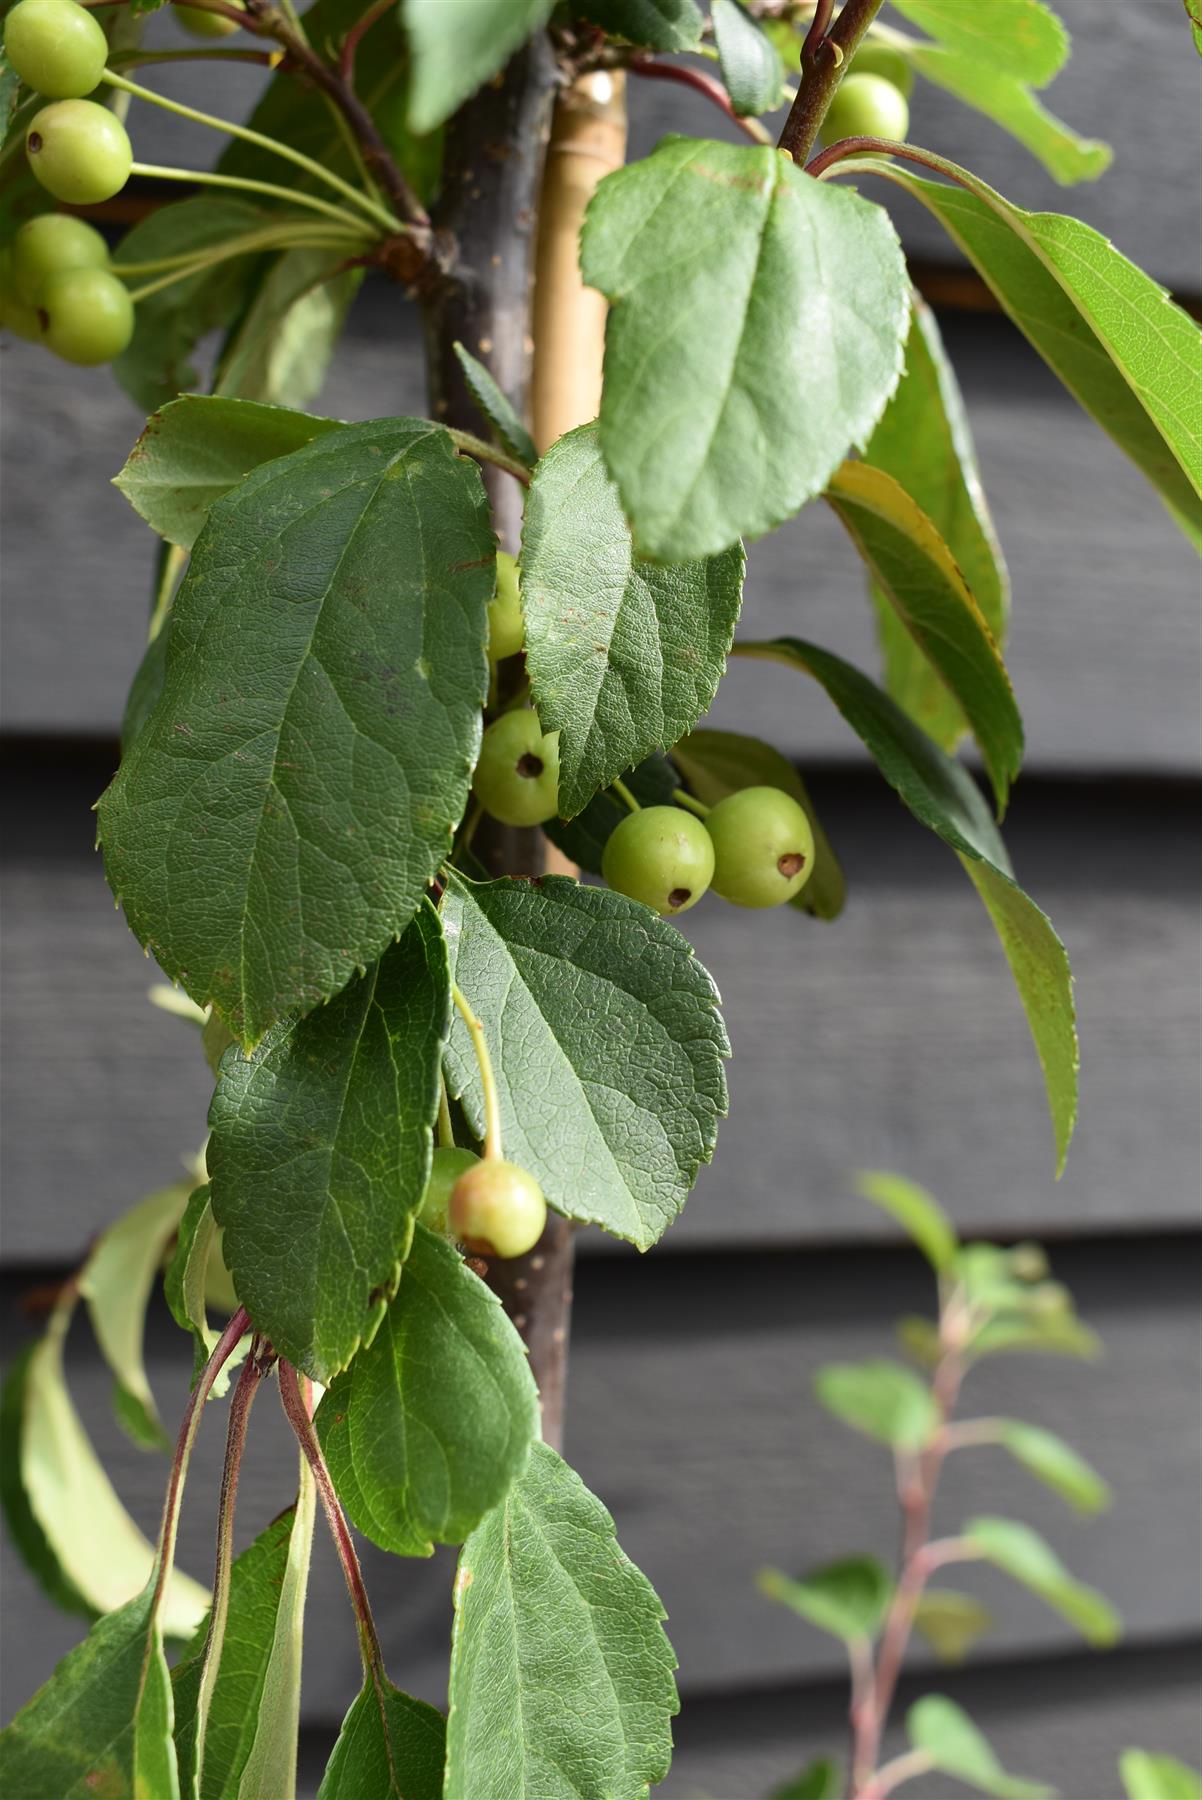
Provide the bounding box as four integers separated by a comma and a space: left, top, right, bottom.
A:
758, 1557, 893, 1643
912, 1589, 993, 1663
0, 1584, 178, 1799
670, 729, 845, 919
771, 1760, 843, 1800
0, 1346, 91, 1618
736, 639, 1078, 1169
441, 874, 729, 1249
453, 343, 537, 468
962, 1516, 1121, 1645
444, 1440, 677, 1800
907, 1695, 1055, 1799
318, 1680, 445, 1800
214, 249, 359, 413
825, 459, 1022, 812
5, 1298, 209, 1636
402, 0, 557, 133
862, 298, 1009, 750
583, 136, 909, 560
908, 48, 1110, 185
209, 904, 449, 1382
855, 1170, 958, 1271
317, 1225, 538, 1556
815, 1359, 938, 1449
1120, 1750, 1202, 1800
573, 0, 703, 50
164, 1185, 247, 1396
116, 398, 342, 551
173, 1472, 316, 1800
543, 752, 678, 874
98, 420, 493, 1048
522, 423, 745, 815
712, 0, 785, 115
885, 0, 1068, 84
79, 1183, 192, 1449
991, 1419, 1110, 1514
845, 157, 1202, 549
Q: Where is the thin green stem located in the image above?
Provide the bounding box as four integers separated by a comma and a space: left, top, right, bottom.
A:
104, 72, 402, 236
114, 217, 364, 277
451, 982, 503, 1161
447, 428, 533, 487
148, 543, 187, 644
107, 45, 279, 68
611, 778, 642, 814
127, 161, 367, 230
671, 786, 710, 819
437, 1073, 455, 1151
123, 228, 359, 301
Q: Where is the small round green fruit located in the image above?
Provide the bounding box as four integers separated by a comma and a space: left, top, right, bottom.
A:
26, 99, 133, 205
473, 708, 560, 827
175, 1, 243, 36
849, 41, 914, 98
601, 805, 715, 917
419, 1146, 480, 1237
0, 250, 44, 341
40, 265, 134, 364
705, 786, 815, 909
818, 72, 910, 148
12, 211, 109, 304
449, 1158, 547, 1259
3, 0, 109, 100
488, 551, 525, 662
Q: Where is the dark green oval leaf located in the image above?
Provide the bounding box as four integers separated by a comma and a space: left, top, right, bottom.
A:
571, 0, 702, 50
712, 0, 785, 116
452, 342, 537, 469
318, 1680, 445, 1800
402, 0, 557, 133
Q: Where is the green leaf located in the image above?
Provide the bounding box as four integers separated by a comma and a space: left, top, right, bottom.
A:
571, 0, 703, 50
824, 459, 1022, 813
1186, 0, 1202, 54
1120, 1750, 1202, 1800
907, 1695, 1055, 1799
97, 419, 493, 1048
214, 248, 360, 412
846, 157, 1202, 551
670, 728, 845, 919
453, 342, 538, 468
758, 1556, 893, 1643
444, 1439, 677, 1800
0, 1345, 91, 1619
814, 1359, 938, 1450
441, 874, 729, 1249
2, 1298, 209, 1637
992, 1419, 1110, 1514
173, 1472, 315, 1800
912, 1589, 993, 1663
771, 1760, 843, 1800
712, 0, 786, 116
111, 198, 269, 413
115, 397, 343, 553
962, 1516, 1121, 1645
77, 1184, 192, 1450
402, 0, 557, 133
542, 753, 679, 874
208, 904, 449, 1382
521, 423, 745, 816
854, 1170, 957, 1271
861, 298, 1009, 752
0, 1584, 178, 1800
164, 1186, 247, 1397
967, 1312, 1101, 1361
317, 1224, 538, 1556
907, 48, 1110, 186
582, 136, 909, 560
736, 639, 1078, 1170
885, 0, 1068, 84
317, 1680, 445, 1800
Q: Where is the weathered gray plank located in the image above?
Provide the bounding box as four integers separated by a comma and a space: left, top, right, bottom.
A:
1, 1239, 1199, 1724
3, 755, 1198, 1258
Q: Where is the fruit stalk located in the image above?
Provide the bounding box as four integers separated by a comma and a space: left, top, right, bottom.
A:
778, 0, 887, 166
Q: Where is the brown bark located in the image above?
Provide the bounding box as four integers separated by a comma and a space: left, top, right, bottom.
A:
422, 52, 627, 1454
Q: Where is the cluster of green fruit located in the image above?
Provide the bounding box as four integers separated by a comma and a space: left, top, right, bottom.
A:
1, 0, 137, 362
818, 42, 912, 149
473, 555, 816, 919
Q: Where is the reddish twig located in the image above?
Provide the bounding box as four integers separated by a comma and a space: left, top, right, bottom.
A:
340, 0, 393, 84
630, 56, 770, 143
778, 0, 885, 164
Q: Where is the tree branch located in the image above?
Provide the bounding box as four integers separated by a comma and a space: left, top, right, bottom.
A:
778, 0, 887, 166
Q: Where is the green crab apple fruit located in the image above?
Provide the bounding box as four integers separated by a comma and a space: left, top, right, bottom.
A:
419, 1146, 480, 1237
488, 550, 525, 662
26, 100, 133, 206
818, 72, 911, 148
12, 212, 109, 304
3, 0, 109, 100
449, 1159, 547, 1259
601, 805, 715, 917
848, 41, 914, 99
0, 252, 44, 342
40, 266, 134, 364
472, 708, 560, 826
176, 1, 243, 36
705, 786, 815, 909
